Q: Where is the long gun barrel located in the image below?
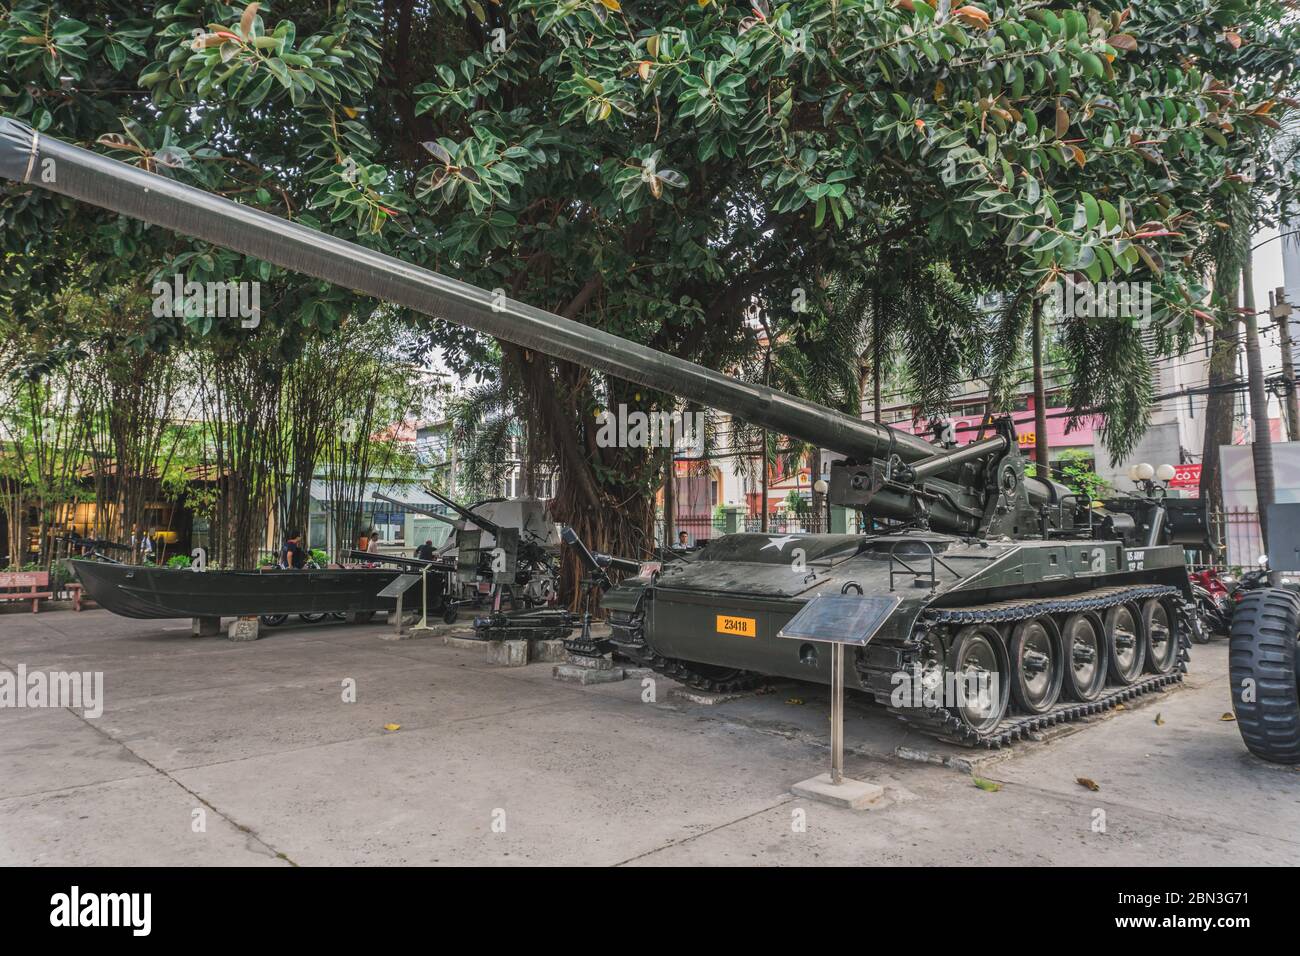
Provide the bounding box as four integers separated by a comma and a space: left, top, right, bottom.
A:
0, 120, 942, 465
423, 487, 503, 537
373, 491, 462, 529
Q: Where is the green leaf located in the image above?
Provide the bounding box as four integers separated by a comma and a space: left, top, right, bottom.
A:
1082, 192, 1099, 229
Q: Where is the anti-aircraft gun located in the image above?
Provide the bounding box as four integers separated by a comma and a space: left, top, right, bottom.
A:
1, 119, 1198, 746
373, 490, 559, 623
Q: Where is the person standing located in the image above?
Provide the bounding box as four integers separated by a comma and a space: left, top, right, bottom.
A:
282, 530, 307, 569
414, 539, 436, 561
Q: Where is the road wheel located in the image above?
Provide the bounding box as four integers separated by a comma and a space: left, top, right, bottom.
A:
1228, 589, 1300, 764
1061, 612, 1107, 701
1008, 617, 1063, 715
945, 625, 1010, 737
442, 605, 459, 625
259, 614, 288, 627
1142, 597, 1179, 674
299, 613, 327, 623
1104, 602, 1146, 685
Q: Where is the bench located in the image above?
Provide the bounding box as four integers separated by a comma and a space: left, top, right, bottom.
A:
0, 572, 53, 613
66, 582, 96, 612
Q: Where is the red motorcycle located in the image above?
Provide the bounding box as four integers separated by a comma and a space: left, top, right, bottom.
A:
1188, 567, 1233, 641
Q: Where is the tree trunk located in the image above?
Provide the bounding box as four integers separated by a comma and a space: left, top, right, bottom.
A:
1031, 297, 1050, 476
872, 291, 883, 423
1200, 297, 1241, 518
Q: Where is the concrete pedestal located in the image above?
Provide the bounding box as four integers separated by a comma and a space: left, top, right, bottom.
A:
227, 617, 260, 642
566, 651, 616, 670
528, 639, 567, 663
553, 663, 626, 685
443, 634, 485, 650
790, 773, 883, 810
191, 616, 221, 638
669, 687, 749, 706
485, 640, 529, 667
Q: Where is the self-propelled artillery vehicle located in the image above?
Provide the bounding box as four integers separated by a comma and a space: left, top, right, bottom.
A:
1, 119, 1195, 746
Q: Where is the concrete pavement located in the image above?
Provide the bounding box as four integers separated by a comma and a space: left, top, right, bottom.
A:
1, 607, 1296, 866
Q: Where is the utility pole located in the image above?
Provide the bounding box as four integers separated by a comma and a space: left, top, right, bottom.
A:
662, 444, 675, 549
1242, 259, 1275, 550
1271, 288, 1300, 442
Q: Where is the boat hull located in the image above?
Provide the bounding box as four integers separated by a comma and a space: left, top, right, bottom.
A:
69, 560, 405, 620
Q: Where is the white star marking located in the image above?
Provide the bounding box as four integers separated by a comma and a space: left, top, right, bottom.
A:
760, 535, 801, 553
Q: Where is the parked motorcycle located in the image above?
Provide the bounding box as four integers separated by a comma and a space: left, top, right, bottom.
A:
1189, 568, 1232, 641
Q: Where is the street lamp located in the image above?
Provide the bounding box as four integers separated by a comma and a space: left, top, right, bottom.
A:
814, 478, 830, 531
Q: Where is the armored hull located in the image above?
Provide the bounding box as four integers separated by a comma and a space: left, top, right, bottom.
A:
70, 560, 402, 620
607, 532, 1194, 746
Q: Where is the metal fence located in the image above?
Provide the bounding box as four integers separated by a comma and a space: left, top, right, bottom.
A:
1223, 507, 1263, 569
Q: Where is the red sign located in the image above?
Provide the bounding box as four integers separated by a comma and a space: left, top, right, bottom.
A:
1168, 463, 1201, 491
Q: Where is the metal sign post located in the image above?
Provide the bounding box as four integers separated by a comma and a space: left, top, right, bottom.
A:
830, 642, 845, 785
377, 574, 422, 638
777, 592, 900, 809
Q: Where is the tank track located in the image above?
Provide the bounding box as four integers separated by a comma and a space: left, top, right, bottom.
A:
611, 585, 1193, 748
864, 584, 1193, 748
609, 609, 766, 695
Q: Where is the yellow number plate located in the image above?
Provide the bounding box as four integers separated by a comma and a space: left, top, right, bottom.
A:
716, 615, 757, 638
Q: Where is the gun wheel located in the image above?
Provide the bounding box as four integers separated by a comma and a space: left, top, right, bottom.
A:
1104, 603, 1146, 685
1009, 617, 1064, 714
945, 625, 1010, 736
1061, 612, 1108, 701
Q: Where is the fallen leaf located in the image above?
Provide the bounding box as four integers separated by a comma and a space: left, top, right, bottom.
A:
1155, 712, 1165, 725
383, 723, 401, 732
1220, 712, 1237, 722
1115, 704, 1126, 711
972, 776, 1001, 792
1076, 776, 1101, 792
785, 698, 804, 705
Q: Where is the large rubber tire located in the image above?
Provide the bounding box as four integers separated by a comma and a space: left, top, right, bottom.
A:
1228, 589, 1300, 765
